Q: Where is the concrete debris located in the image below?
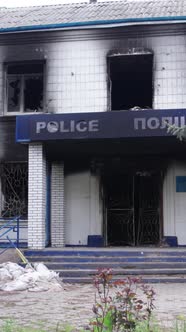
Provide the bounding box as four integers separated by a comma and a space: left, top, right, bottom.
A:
0, 262, 63, 292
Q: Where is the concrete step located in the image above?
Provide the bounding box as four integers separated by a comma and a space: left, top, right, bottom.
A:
24, 248, 186, 283
25, 249, 186, 257
61, 275, 186, 284
57, 268, 186, 277
43, 262, 186, 270
26, 256, 186, 263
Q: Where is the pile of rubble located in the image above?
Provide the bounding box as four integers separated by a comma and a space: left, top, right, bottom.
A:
0, 262, 63, 292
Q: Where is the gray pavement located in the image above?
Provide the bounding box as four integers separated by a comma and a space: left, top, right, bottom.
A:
0, 283, 186, 331
0, 249, 20, 264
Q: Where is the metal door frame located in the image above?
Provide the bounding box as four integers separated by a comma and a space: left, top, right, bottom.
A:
104, 174, 135, 246
104, 172, 162, 246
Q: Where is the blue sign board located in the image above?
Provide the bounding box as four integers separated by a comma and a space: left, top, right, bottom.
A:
176, 176, 186, 192
16, 109, 186, 143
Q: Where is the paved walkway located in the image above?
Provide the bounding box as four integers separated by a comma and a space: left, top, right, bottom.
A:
0, 283, 186, 331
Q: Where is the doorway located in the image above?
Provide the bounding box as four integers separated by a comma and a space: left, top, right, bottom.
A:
105, 172, 161, 246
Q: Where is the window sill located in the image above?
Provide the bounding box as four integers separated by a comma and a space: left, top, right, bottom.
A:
3, 112, 44, 116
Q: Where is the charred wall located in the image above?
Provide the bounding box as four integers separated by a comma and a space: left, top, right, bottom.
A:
0, 117, 27, 162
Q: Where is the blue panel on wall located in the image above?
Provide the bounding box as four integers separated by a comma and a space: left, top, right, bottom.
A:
176, 176, 186, 192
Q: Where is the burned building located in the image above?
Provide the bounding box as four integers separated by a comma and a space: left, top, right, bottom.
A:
0, 0, 186, 248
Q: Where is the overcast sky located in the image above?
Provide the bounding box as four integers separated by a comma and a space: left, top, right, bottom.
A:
1, 0, 129, 7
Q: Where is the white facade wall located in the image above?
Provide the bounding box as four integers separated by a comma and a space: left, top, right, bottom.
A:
0, 221, 28, 244
51, 162, 65, 247
164, 161, 186, 245
65, 170, 102, 245
1, 31, 186, 116
163, 164, 175, 238
28, 143, 46, 249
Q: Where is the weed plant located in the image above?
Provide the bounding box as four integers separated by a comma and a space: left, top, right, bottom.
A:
90, 268, 155, 332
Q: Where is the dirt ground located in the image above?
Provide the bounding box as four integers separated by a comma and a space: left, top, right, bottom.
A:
0, 250, 186, 331
0, 282, 186, 331
0, 249, 20, 264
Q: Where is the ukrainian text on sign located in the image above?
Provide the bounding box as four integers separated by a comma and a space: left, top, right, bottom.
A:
134, 116, 186, 130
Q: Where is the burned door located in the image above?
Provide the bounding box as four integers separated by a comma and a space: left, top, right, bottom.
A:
136, 173, 161, 245
106, 175, 135, 246
106, 172, 161, 246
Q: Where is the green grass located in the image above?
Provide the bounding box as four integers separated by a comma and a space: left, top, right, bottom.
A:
135, 318, 186, 332
0, 320, 78, 332
2, 319, 186, 332
1, 320, 50, 332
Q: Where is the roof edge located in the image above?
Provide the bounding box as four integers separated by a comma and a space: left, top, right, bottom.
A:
1, 16, 186, 33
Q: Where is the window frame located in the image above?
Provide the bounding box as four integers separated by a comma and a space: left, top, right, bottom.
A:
107, 49, 154, 112
4, 60, 46, 115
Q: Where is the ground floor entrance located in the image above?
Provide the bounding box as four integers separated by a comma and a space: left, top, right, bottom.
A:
14, 110, 186, 249
105, 172, 162, 246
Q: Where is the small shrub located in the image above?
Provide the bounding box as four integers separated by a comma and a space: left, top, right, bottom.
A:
91, 268, 156, 332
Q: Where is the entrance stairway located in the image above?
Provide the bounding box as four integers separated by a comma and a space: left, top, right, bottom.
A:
24, 248, 186, 283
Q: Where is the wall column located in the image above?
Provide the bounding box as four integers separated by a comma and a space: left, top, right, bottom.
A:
28, 143, 47, 249
89, 173, 102, 236
51, 162, 65, 247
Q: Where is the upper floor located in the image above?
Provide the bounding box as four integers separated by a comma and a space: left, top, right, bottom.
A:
1, 0, 186, 116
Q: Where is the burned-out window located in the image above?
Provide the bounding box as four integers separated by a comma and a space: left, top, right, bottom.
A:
108, 52, 153, 110
5, 62, 44, 113
0, 163, 28, 218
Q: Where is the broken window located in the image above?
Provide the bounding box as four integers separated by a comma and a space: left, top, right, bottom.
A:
0, 163, 28, 218
5, 62, 44, 113
108, 52, 153, 110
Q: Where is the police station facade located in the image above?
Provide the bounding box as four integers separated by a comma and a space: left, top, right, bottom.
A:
2, 3, 186, 249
